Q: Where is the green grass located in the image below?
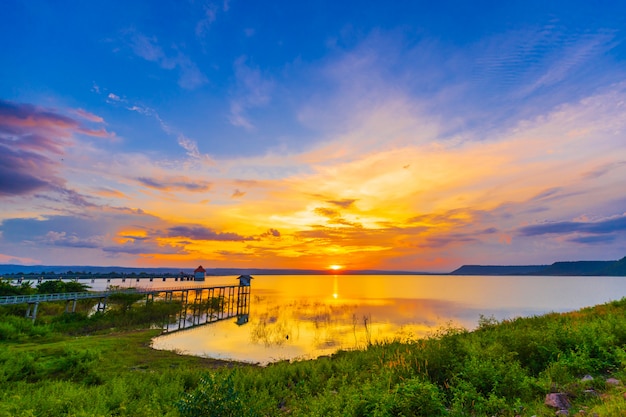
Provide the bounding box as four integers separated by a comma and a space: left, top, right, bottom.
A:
0, 328, 242, 417
1, 298, 626, 416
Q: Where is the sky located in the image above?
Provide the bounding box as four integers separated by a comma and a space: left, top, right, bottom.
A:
1, 1, 626, 272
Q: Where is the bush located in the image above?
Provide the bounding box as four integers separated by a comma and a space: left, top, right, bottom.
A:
392, 378, 446, 416
0, 315, 51, 341
0, 279, 35, 296
36, 280, 89, 294
178, 373, 249, 417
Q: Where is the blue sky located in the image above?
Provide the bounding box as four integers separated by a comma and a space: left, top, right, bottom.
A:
1, 1, 626, 271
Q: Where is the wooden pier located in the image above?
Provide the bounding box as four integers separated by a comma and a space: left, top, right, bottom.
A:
163, 283, 251, 333
0, 278, 252, 326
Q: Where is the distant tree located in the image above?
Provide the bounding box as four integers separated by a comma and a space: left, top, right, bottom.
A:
36, 280, 89, 294
0, 279, 35, 296
63, 281, 89, 293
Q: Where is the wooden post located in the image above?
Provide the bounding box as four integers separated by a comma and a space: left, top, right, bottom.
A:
25, 302, 39, 322
96, 297, 107, 312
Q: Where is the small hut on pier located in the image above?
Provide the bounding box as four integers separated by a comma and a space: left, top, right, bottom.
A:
238, 274, 253, 286
194, 265, 206, 281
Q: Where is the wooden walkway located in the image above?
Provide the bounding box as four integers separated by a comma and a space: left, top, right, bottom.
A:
0, 284, 251, 323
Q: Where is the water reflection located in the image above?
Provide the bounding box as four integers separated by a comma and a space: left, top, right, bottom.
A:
151, 274, 626, 365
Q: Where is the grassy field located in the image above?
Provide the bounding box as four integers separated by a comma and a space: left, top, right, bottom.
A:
1, 297, 626, 416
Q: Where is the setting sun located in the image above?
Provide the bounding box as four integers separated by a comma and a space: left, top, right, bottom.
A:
329, 265, 343, 271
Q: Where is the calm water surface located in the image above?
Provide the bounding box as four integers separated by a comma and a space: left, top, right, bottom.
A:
145, 275, 626, 365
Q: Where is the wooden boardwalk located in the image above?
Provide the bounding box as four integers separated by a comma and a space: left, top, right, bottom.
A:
0, 283, 251, 324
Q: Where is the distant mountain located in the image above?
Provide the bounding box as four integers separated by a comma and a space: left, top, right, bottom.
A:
601, 257, 626, 275
451, 265, 548, 275
539, 261, 614, 276
451, 256, 626, 276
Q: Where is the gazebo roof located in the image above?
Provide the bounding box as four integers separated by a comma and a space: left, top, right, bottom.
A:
194, 265, 206, 273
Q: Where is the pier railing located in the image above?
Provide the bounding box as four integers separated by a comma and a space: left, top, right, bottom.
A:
0, 289, 136, 305
0, 283, 252, 326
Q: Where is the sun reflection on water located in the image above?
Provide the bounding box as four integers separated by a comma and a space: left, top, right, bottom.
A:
151, 275, 626, 365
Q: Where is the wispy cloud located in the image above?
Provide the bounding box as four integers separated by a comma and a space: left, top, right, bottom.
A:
228, 56, 273, 129
167, 225, 255, 241
102, 93, 213, 163
73, 108, 104, 123
231, 189, 245, 198
40, 231, 102, 248
581, 161, 626, 180
0, 100, 111, 197
128, 31, 208, 90
103, 240, 186, 255
195, 0, 231, 37
195, 3, 218, 37
136, 176, 212, 192
518, 215, 626, 237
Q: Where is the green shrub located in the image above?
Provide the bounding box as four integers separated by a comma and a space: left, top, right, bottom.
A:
178, 373, 249, 417
47, 347, 103, 385
0, 279, 35, 296
392, 378, 446, 416
36, 280, 89, 294
0, 315, 51, 341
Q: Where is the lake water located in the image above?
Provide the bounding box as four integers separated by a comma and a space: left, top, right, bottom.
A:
144, 274, 626, 365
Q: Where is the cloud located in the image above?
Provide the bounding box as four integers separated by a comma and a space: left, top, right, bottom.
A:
568, 235, 616, 245
0, 150, 52, 196
107, 96, 213, 163
73, 108, 104, 123
231, 189, 246, 198
35, 186, 97, 208
0, 209, 161, 245
530, 187, 563, 201
518, 31, 616, 98
327, 199, 357, 209
261, 228, 281, 238
136, 176, 212, 192
195, 3, 219, 37
0, 253, 40, 265
103, 240, 186, 255
94, 187, 128, 199
228, 56, 273, 129
472, 25, 616, 101
0, 209, 189, 262
581, 161, 626, 180
0, 100, 78, 133
518, 215, 626, 236
314, 207, 341, 218
195, 1, 230, 37
167, 225, 255, 241
107, 93, 124, 102
0, 99, 111, 197
228, 101, 254, 130
177, 134, 213, 162
40, 231, 102, 248
1, 216, 104, 246
175, 56, 209, 90
128, 32, 208, 90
